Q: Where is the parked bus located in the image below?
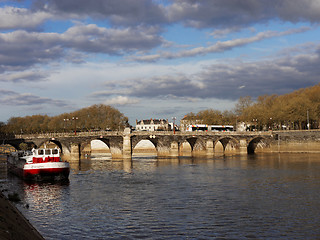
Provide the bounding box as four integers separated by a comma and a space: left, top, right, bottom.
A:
209, 125, 234, 132
186, 124, 234, 132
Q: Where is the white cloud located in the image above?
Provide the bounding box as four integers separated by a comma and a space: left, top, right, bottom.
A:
131, 27, 311, 62
0, 91, 69, 107
103, 96, 139, 106
0, 6, 52, 30
0, 71, 46, 82
0, 23, 164, 72
167, 0, 320, 28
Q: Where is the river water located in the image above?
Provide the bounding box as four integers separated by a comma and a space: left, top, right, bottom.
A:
1, 153, 320, 239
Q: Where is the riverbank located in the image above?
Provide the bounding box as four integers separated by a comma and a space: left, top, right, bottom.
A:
0, 191, 44, 240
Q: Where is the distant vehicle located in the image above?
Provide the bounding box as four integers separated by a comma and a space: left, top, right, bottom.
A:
186, 124, 208, 131
209, 125, 234, 132
186, 124, 234, 132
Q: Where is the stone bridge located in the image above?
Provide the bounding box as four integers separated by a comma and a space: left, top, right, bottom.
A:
2, 129, 320, 160
1, 129, 277, 159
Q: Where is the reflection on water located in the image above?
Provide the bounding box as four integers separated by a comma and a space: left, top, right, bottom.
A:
2, 153, 320, 239
23, 181, 69, 214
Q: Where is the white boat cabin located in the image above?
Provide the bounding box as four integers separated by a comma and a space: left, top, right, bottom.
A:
32, 148, 60, 157
26, 148, 61, 163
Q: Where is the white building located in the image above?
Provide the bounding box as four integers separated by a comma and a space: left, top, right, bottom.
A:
135, 119, 169, 131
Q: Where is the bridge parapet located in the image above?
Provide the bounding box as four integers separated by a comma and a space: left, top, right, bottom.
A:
130, 131, 273, 137
14, 131, 122, 139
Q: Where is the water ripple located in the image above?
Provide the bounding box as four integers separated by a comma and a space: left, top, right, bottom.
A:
2, 153, 320, 239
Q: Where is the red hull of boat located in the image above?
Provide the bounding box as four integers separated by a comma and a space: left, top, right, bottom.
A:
8, 162, 70, 181
23, 167, 70, 179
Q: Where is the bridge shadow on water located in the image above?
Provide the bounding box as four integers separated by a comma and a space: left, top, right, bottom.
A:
65, 151, 268, 174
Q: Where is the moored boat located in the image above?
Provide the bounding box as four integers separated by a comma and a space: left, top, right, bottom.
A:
7, 148, 70, 181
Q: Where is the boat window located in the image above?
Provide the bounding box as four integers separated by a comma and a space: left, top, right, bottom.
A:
52, 149, 58, 154
38, 149, 44, 155
45, 149, 51, 155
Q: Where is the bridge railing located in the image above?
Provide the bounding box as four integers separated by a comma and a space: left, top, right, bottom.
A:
14, 130, 122, 139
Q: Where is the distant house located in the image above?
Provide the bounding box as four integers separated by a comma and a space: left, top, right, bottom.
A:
136, 119, 170, 131
179, 117, 204, 132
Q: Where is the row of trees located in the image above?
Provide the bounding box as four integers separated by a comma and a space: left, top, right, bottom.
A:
183, 109, 236, 125
184, 84, 320, 130
1, 104, 129, 134
1, 84, 320, 134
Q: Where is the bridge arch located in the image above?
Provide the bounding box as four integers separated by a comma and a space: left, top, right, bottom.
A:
132, 136, 158, 150
184, 137, 197, 151
214, 137, 239, 154
184, 137, 207, 156
37, 139, 63, 151
79, 138, 111, 153
179, 140, 192, 156
0, 139, 28, 151
34, 139, 73, 156
0, 143, 17, 154
184, 136, 208, 152
247, 136, 269, 154
81, 139, 112, 156
77, 137, 122, 159
132, 139, 157, 156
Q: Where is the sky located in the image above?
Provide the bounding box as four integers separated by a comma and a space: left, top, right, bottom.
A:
1, 0, 320, 125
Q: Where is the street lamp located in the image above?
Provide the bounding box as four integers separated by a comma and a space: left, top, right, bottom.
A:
72, 117, 78, 135
253, 119, 257, 131
307, 110, 310, 130
63, 118, 69, 132
172, 117, 176, 134
235, 115, 238, 132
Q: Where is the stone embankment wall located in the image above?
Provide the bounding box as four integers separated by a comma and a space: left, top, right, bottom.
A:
265, 130, 320, 153
0, 192, 44, 239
